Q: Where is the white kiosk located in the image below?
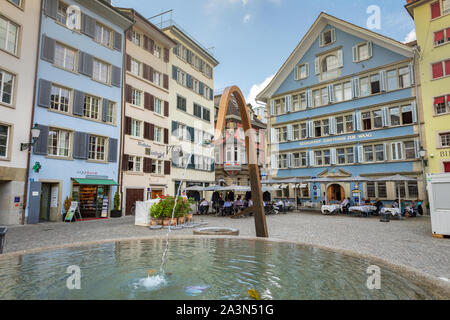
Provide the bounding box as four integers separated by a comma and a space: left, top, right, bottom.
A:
427, 173, 450, 237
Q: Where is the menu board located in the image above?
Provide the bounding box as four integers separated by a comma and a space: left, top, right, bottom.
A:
65, 202, 79, 222
101, 197, 109, 218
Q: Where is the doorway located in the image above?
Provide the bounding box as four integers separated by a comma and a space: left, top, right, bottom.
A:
151, 190, 163, 199
327, 184, 345, 202
444, 162, 450, 173
126, 189, 144, 216
39, 183, 59, 222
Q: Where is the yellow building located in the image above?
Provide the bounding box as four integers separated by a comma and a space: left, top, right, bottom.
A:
406, 0, 450, 173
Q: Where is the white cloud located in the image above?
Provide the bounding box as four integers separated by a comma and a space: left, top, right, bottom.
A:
246, 74, 275, 107
404, 29, 416, 43
243, 14, 252, 23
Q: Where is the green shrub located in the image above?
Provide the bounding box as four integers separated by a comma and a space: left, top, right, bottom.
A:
150, 196, 193, 219
113, 191, 121, 211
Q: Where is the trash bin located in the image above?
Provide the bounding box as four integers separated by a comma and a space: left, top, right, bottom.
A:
0, 226, 7, 254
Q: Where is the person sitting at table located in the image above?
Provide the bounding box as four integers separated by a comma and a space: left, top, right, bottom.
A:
360, 198, 366, 206
199, 199, 209, 215
321, 192, 327, 205
223, 200, 233, 216
341, 198, 350, 215
365, 198, 371, 205
234, 196, 244, 210
374, 198, 383, 216
393, 199, 399, 208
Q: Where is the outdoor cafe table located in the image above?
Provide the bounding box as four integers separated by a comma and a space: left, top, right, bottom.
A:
349, 206, 377, 216
381, 207, 402, 217
321, 205, 342, 215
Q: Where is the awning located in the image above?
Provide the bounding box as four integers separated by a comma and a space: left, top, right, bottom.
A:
73, 178, 119, 186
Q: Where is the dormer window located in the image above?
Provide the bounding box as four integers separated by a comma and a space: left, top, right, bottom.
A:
353, 41, 373, 63
315, 49, 343, 81
320, 28, 336, 47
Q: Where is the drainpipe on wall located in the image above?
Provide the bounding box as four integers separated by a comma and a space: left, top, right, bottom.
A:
21, 0, 44, 225
413, 46, 429, 213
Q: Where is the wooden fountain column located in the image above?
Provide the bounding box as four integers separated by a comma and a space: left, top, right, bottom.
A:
214, 86, 268, 238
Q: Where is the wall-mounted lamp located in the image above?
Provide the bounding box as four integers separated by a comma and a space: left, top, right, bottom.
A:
20, 124, 41, 151
419, 147, 428, 167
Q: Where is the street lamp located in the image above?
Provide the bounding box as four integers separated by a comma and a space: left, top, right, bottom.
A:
20, 124, 41, 151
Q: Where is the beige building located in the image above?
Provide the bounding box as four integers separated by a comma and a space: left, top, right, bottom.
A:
0, 0, 41, 225
162, 23, 219, 197
118, 8, 176, 215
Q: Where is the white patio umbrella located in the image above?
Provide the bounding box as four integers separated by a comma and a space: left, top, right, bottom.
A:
203, 185, 223, 191
375, 175, 418, 209
184, 186, 205, 191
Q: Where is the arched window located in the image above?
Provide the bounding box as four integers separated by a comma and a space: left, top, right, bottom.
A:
322, 55, 338, 72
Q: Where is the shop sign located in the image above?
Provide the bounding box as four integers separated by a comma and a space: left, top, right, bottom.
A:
439, 149, 450, 159
77, 170, 99, 176
138, 142, 165, 158
298, 133, 373, 147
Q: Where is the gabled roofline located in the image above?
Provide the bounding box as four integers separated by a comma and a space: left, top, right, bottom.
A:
163, 25, 219, 67
116, 7, 177, 48
77, 0, 134, 29
405, 0, 431, 18
256, 12, 415, 103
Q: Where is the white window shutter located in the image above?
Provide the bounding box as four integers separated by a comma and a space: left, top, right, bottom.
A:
409, 63, 415, 85
367, 41, 373, 58
331, 148, 337, 165
329, 117, 335, 135
271, 154, 277, 169
337, 49, 343, 68
307, 89, 312, 108
412, 101, 417, 123
380, 70, 386, 92
294, 66, 299, 80
314, 57, 320, 75
352, 77, 360, 98
288, 154, 293, 168
270, 100, 275, 116
328, 84, 335, 103
352, 45, 358, 62
287, 124, 293, 141
381, 107, 387, 127
414, 138, 420, 159
309, 150, 315, 167
331, 28, 336, 43
358, 145, 364, 163
307, 120, 313, 138
305, 63, 309, 77
286, 95, 292, 113
383, 143, 388, 161
384, 107, 391, 127
271, 128, 276, 143
319, 33, 324, 47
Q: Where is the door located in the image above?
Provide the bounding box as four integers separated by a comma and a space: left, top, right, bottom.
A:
125, 189, 144, 216
327, 184, 345, 202
28, 181, 42, 224
445, 162, 450, 173
39, 184, 51, 222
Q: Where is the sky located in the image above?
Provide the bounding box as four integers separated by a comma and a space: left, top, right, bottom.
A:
112, 0, 415, 107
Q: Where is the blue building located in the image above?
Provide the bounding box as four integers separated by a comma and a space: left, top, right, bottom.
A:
257, 13, 426, 206
26, 0, 133, 223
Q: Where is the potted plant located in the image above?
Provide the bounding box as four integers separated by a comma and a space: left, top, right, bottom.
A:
150, 200, 163, 226
111, 191, 122, 218
63, 196, 72, 221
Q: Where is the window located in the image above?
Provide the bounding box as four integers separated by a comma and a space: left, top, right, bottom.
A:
399, 67, 411, 87
373, 109, 383, 128
314, 121, 322, 137
404, 141, 416, 159
0, 124, 9, 158
93, 59, 110, 84
401, 104, 413, 124
177, 95, 186, 112
154, 45, 161, 58
128, 156, 142, 172
131, 119, 142, 138
313, 90, 321, 107
370, 74, 381, 94
441, 132, 450, 147
131, 30, 141, 46
322, 119, 329, 136
280, 127, 288, 142
83, 95, 100, 120
48, 129, 71, 157
9, 0, 23, 8
431, 1, 441, 19
0, 69, 14, 105
390, 107, 401, 126
362, 112, 372, 130
322, 55, 338, 73
194, 103, 202, 118
131, 88, 142, 106
367, 182, 387, 198
54, 43, 76, 72
50, 85, 70, 112
367, 182, 376, 198
360, 77, 370, 97
296, 63, 308, 80
88, 136, 106, 161
106, 101, 115, 124
154, 97, 162, 115
337, 148, 346, 164
336, 147, 355, 164
292, 124, 300, 140
176, 69, 186, 86
364, 145, 374, 162
152, 159, 163, 174
375, 144, 385, 162
130, 59, 140, 76
154, 126, 162, 143
203, 109, 211, 122
0, 16, 18, 55
434, 30, 445, 46
387, 70, 398, 91
321, 88, 329, 105
300, 123, 307, 139
95, 23, 112, 48
345, 115, 354, 132
336, 116, 344, 134
432, 60, 450, 79
434, 96, 447, 115
153, 70, 161, 86
358, 43, 370, 61
334, 84, 343, 102
343, 81, 352, 101
321, 29, 335, 46
408, 182, 419, 199
56, 1, 68, 25
444, 0, 450, 14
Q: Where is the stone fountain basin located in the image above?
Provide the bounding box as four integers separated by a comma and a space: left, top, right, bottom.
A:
193, 227, 239, 236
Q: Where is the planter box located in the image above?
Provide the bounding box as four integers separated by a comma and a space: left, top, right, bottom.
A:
111, 210, 122, 218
